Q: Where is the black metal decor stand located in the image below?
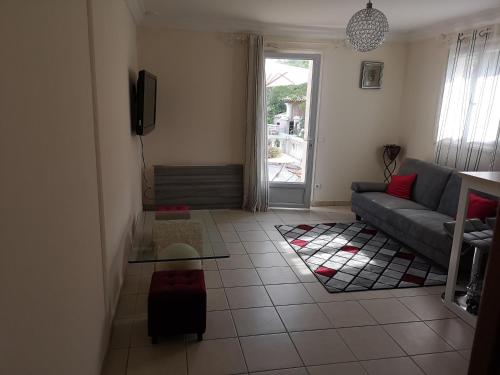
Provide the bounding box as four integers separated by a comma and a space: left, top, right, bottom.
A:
383, 144, 402, 183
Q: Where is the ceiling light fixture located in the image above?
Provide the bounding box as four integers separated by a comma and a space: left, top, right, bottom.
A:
346, 0, 389, 52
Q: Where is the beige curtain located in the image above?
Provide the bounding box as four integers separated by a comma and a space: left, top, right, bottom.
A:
243, 34, 268, 212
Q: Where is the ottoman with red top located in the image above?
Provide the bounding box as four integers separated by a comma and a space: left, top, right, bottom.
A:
148, 269, 206, 343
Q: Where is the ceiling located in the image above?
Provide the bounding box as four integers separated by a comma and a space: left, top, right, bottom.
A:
132, 0, 500, 39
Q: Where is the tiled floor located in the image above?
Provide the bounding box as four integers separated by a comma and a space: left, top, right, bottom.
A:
103, 207, 474, 375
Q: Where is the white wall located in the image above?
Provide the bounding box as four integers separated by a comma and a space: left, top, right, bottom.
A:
0, 1, 141, 373
398, 38, 449, 162
136, 29, 408, 203
90, 0, 142, 320
310, 42, 408, 202
0, 1, 106, 374
137, 28, 247, 166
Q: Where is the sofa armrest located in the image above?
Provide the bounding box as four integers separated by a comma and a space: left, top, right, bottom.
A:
351, 181, 387, 193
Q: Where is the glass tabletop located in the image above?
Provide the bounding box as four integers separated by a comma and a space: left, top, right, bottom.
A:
128, 211, 229, 263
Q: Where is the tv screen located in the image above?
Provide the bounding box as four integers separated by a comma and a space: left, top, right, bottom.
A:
136, 70, 157, 135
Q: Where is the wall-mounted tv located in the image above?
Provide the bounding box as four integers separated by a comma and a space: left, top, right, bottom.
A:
135, 70, 157, 135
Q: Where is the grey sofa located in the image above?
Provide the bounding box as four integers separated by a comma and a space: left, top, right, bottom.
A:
351, 158, 462, 269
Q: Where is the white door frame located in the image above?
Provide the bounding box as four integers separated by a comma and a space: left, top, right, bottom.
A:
266, 52, 321, 208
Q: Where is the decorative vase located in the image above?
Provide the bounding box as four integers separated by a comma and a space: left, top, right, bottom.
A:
383, 144, 402, 183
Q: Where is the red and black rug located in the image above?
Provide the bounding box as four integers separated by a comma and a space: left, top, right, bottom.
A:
276, 222, 447, 293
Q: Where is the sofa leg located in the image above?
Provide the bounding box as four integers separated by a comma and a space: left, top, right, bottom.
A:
197, 333, 203, 341
356, 215, 361, 221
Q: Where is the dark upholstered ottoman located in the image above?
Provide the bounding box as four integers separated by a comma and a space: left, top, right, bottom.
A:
148, 269, 206, 343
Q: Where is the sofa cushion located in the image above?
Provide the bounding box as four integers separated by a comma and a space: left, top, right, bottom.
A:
386, 173, 417, 200
390, 209, 453, 256
399, 158, 454, 210
468, 193, 498, 221
352, 205, 451, 268
352, 192, 429, 220
437, 173, 461, 217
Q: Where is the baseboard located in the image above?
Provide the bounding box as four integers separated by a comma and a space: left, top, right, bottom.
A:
311, 200, 351, 207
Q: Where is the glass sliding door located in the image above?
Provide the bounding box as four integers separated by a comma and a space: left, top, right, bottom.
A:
265, 53, 321, 208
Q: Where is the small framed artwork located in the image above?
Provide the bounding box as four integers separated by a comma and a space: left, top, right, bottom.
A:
360, 61, 384, 89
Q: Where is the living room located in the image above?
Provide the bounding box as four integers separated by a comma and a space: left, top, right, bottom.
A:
2, 1, 500, 375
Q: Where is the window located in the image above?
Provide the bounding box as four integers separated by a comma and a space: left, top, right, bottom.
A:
436, 30, 500, 171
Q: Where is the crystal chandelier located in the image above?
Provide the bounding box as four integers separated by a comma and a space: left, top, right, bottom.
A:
346, 0, 389, 52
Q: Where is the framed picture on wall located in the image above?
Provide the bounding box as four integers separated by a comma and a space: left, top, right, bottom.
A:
360, 61, 384, 89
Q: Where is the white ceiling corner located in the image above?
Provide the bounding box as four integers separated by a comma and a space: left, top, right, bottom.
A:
135, 0, 500, 42
404, 6, 500, 42
125, 0, 145, 25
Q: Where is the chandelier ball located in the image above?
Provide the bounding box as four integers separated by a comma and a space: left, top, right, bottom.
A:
346, 2, 389, 52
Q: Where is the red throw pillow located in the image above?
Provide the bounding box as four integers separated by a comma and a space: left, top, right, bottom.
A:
386, 173, 417, 200
467, 193, 498, 221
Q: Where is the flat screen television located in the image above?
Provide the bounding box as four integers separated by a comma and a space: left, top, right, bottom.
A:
135, 70, 157, 135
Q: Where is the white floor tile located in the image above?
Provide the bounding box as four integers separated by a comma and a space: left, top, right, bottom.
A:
423, 285, 446, 295
204, 270, 223, 288
226, 242, 247, 255
279, 251, 303, 266
109, 319, 133, 349
234, 222, 263, 231
389, 288, 429, 298
205, 310, 237, 339
250, 253, 288, 268
220, 231, 241, 243
303, 283, 353, 303
292, 265, 320, 282
361, 357, 424, 375
277, 304, 332, 331
240, 333, 303, 372
339, 326, 405, 360
225, 286, 273, 309
102, 349, 128, 375
307, 362, 368, 375
266, 283, 314, 305
383, 322, 453, 355
122, 275, 140, 295
243, 241, 279, 253
458, 349, 471, 360
130, 318, 153, 347
360, 298, 419, 324
347, 290, 393, 300
399, 295, 455, 320
128, 344, 187, 375
319, 301, 377, 328
207, 288, 229, 311
115, 294, 137, 319
291, 329, 356, 365
202, 259, 219, 270
232, 306, 286, 336
250, 368, 308, 375
187, 337, 247, 375
274, 241, 296, 255
238, 230, 270, 241
220, 268, 263, 287
217, 254, 254, 270
412, 352, 468, 375
134, 294, 148, 316
257, 267, 299, 285
265, 230, 286, 241
104, 208, 475, 375
425, 318, 475, 350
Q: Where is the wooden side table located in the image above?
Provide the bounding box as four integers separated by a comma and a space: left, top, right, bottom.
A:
444, 172, 500, 326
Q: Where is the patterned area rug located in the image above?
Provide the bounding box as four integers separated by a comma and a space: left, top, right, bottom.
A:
276, 222, 447, 293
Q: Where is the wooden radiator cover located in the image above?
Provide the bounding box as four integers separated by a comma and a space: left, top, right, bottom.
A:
154, 165, 243, 209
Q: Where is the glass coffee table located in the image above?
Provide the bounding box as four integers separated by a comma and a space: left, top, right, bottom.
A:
128, 210, 229, 263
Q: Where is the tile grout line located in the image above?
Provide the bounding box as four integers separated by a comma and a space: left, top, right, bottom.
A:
116, 209, 465, 374
250, 252, 308, 372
